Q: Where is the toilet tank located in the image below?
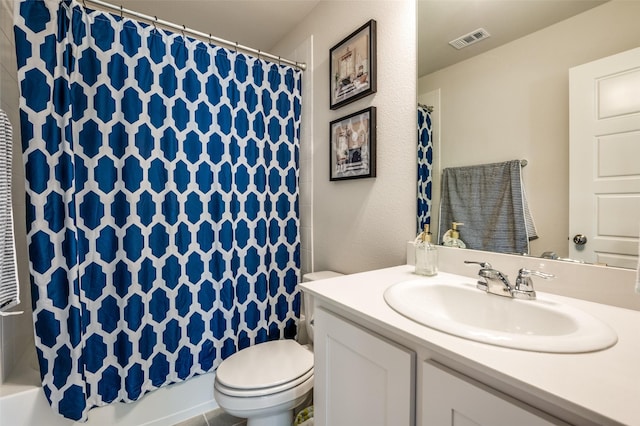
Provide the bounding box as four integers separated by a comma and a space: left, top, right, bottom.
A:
302, 271, 344, 283
300, 271, 343, 344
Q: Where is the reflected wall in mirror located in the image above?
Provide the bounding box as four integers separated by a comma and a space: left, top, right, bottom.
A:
417, 0, 640, 269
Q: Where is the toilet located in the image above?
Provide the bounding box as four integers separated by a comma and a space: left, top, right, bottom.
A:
213, 271, 343, 426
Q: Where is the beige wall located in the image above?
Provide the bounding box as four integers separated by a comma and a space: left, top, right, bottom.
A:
275, 0, 418, 275
418, 0, 640, 259
0, 0, 33, 382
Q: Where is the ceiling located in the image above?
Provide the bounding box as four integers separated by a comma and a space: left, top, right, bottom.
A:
111, 0, 607, 77
417, 0, 607, 77
115, 0, 321, 52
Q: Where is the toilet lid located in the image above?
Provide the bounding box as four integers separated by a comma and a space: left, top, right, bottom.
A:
216, 340, 314, 390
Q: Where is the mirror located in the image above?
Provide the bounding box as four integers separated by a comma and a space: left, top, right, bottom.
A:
417, 0, 640, 268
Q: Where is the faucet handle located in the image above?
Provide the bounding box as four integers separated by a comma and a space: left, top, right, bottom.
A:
464, 261, 492, 291
464, 260, 492, 269
513, 268, 554, 299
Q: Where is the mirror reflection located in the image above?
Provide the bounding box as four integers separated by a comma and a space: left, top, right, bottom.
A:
417, 0, 640, 269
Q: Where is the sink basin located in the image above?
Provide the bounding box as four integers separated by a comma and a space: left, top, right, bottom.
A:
384, 278, 617, 353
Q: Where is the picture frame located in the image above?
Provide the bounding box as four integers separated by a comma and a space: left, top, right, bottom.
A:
330, 107, 376, 181
329, 19, 377, 110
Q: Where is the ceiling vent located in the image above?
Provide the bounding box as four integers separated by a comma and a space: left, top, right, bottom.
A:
449, 28, 491, 50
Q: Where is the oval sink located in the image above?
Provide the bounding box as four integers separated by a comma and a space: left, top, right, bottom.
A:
384, 278, 617, 353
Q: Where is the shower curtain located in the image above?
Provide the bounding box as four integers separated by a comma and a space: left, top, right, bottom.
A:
15, 0, 301, 421
417, 105, 433, 233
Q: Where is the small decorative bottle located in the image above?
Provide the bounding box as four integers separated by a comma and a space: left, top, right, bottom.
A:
442, 222, 467, 248
415, 224, 438, 276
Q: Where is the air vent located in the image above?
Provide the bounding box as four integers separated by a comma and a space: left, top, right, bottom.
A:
449, 28, 491, 50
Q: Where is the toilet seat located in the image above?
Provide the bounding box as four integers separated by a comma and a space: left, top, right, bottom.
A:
215, 367, 313, 398
214, 372, 314, 416
215, 340, 314, 398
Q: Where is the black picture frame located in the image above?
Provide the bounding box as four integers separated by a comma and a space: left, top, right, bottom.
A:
329, 107, 377, 181
329, 19, 377, 110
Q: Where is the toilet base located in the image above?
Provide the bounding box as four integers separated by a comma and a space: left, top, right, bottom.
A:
214, 377, 313, 426
218, 392, 308, 426
246, 410, 293, 426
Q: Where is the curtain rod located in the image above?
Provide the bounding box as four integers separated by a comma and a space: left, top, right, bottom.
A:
418, 103, 434, 112
81, 0, 307, 71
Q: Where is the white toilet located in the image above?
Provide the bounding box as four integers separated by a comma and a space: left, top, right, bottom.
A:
213, 271, 343, 426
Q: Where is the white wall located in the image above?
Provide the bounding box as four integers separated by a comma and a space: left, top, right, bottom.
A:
418, 0, 640, 259
0, 0, 33, 383
274, 0, 418, 275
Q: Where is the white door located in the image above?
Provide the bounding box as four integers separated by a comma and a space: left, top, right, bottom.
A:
569, 47, 640, 268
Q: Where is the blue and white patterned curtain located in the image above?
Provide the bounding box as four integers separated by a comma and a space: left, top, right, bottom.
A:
14, 0, 301, 420
417, 105, 433, 233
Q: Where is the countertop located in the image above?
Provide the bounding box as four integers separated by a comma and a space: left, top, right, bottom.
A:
300, 265, 640, 426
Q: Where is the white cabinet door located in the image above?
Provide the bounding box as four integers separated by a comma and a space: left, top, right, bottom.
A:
421, 361, 569, 426
314, 308, 415, 426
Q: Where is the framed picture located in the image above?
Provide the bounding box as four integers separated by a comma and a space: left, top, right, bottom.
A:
329, 19, 377, 110
330, 107, 376, 181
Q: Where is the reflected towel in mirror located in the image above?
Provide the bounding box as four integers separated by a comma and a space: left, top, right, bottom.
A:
438, 159, 537, 254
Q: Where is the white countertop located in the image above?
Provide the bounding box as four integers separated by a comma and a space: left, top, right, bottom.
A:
300, 265, 640, 426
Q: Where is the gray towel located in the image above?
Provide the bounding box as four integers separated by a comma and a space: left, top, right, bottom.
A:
0, 109, 20, 315
438, 160, 537, 254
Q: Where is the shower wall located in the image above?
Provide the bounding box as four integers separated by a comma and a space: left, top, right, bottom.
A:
0, 0, 33, 384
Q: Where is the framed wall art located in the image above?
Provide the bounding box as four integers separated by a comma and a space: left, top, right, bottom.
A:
329, 19, 377, 110
330, 107, 376, 181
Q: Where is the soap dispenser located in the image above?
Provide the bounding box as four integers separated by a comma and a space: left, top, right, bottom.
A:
415, 224, 438, 276
442, 222, 466, 248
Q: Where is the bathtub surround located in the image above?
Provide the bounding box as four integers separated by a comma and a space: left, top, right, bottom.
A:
0, 0, 31, 385
0, 367, 220, 425
15, 0, 301, 420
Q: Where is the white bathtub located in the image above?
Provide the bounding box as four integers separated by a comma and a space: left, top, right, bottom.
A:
0, 353, 219, 426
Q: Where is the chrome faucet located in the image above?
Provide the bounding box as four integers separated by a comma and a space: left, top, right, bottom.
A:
464, 261, 513, 297
464, 261, 554, 300
512, 268, 554, 300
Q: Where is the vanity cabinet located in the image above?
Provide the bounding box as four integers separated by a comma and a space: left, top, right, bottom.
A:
302, 264, 639, 425
314, 306, 570, 426
421, 361, 569, 426
313, 307, 415, 426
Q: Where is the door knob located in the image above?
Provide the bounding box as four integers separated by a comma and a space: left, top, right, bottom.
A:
573, 234, 587, 245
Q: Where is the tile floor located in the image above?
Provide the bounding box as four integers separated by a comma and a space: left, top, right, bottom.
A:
173, 408, 246, 426
174, 396, 313, 426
